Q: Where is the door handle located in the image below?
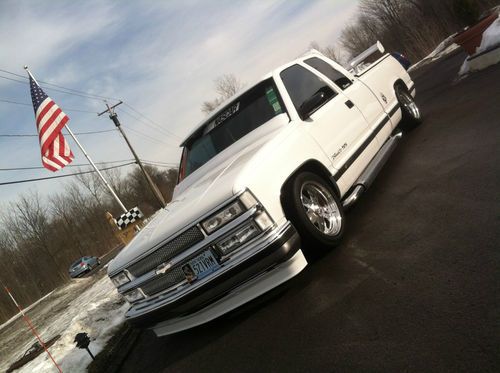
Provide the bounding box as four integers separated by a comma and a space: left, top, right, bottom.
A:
345, 100, 354, 109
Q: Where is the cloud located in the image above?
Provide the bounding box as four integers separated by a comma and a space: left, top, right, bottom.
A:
0, 0, 359, 203
0, 1, 118, 75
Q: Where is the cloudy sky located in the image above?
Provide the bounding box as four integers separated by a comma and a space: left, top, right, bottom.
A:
0, 0, 359, 204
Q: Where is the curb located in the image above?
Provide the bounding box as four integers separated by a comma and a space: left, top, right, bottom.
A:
87, 323, 141, 373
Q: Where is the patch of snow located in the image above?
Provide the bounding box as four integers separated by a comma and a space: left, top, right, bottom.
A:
459, 60, 470, 76
459, 14, 500, 75
0, 290, 55, 332
480, 14, 500, 50
4, 275, 128, 373
409, 35, 460, 72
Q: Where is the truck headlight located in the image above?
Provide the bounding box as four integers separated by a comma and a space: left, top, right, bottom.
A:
201, 190, 257, 234
216, 222, 260, 256
123, 288, 145, 303
201, 200, 244, 234
111, 272, 130, 287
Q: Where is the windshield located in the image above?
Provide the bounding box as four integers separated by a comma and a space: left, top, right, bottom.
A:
178, 78, 286, 182
71, 259, 83, 267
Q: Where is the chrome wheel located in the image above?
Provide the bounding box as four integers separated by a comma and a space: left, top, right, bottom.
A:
300, 181, 342, 236
398, 89, 421, 121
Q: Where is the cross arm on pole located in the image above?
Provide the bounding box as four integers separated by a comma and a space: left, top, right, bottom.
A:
98, 100, 123, 117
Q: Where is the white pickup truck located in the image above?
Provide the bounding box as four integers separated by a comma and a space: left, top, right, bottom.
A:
108, 46, 421, 336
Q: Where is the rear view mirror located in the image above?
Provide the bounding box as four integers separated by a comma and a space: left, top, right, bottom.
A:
299, 91, 328, 120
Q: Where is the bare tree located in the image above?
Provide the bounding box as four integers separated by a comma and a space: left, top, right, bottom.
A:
201, 74, 245, 114
0, 164, 178, 324
74, 169, 106, 207
103, 165, 132, 203
340, 0, 494, 62
8, 192, 67, 284
49, 193, 86, 257
309, 41, 341, 62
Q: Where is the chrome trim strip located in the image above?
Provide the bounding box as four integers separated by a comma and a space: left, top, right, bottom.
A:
144, 278, 189, 298
342, 131, 402, 209
125, 221, 292, 318
118, 206, 260, 294
342, 185, 365, 209
333, 102, 399, 182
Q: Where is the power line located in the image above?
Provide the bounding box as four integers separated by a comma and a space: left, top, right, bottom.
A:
122, 102, 182, 140
0, 129, 117, 138
117, 107, 179, 145
0, 74, 114, 102
0, 98, 97, 114
0, 159, 176, 171
141, 160, 178, 167
0, 159, 135, 171
0, 74, 29, 85
0, 68, 120, 101
122, 125, 178, 147
1, 67, 182, 144
0, 162, 136, 186
142, 162, 178, 169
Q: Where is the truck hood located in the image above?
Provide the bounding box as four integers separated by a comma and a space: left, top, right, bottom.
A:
108, 114, 289, 274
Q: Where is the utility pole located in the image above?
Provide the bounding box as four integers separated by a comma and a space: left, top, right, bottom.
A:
98, 101, 167, 209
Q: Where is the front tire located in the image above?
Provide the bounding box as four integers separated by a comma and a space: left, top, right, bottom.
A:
284, 172, 345, 255
396, 86, 422, 131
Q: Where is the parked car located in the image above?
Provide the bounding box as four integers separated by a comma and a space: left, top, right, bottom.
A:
108, 43, 422, 336
390, 52, 412, 70
69, 256, 100, 278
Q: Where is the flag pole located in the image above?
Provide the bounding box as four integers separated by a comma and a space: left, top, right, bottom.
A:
0, 278, 62, 373
24, 66, 128, 214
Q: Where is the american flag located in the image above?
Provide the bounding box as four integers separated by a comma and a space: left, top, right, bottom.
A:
29, 76, 74, 172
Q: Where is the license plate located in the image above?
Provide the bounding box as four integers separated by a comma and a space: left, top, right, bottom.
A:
182, 250, 220, 281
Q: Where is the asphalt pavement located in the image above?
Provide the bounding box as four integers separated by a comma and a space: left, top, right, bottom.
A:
116, 50, 500, 373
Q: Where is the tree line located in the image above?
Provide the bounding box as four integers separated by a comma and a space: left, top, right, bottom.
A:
339, 0, 499, 62
201, 1, 499, 115
0, 165, 178, 324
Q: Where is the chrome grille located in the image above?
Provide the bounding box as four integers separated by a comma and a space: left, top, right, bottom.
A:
127, 226, 204, 277
141, 267, 186, 296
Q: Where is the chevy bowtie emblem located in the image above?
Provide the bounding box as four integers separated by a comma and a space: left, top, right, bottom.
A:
156, 261, 172, 275
381, 93, 387, 103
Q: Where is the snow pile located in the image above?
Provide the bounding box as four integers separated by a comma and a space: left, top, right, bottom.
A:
0, 277, 96, 372
12, 276, 128, 373
409, 35, 460, 71
460, 14, 500, 75
480, 14, 500, 48
0, 290, 55, 332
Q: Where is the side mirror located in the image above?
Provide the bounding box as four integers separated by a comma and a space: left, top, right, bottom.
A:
299, 91, 328, 120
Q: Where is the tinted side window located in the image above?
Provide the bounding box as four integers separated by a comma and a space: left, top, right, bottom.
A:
280, 64, 336, 114
304, 57, 352, 90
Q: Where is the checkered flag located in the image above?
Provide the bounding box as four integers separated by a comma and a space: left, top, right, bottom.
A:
115, 207, 143, 230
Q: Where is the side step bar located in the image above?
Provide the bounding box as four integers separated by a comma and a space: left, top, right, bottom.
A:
342, 132, 403, 209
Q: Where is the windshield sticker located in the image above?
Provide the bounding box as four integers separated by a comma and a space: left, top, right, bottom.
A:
265, 87, 282, 114
214, 102, 240, 127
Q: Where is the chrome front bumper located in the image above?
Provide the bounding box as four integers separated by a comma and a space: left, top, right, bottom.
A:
125, 221, 303, 329
153, 249, 307, 336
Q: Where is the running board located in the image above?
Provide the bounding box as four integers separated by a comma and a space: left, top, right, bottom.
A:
342, 132, 403, 209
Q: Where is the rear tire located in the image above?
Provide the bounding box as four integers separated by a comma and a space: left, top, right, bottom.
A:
396, 86, 422, 131
284, 172, 345, 256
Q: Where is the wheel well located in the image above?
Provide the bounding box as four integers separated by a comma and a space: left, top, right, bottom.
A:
394, 79, 408, 92
279, 160, 340, 219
